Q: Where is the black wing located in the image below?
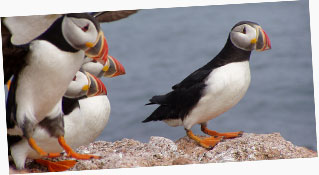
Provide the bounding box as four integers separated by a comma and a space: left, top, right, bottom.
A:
172, 68, 212, 90
1, 19, 29, 84
6, 75, 18, 129
7, 135, 23, 155
62, 97, 81, 116
172, 53, 231, 90
143, 82, 206, 122
143, 59, 216, 122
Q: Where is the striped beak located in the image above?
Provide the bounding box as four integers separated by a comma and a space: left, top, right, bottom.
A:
85, 71, 107, 96
255, 26, 271, 51
103, 55, 126, 77
85, 31, 109, 65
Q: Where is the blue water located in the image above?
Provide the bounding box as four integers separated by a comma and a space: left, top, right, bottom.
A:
96, 0, 316, 151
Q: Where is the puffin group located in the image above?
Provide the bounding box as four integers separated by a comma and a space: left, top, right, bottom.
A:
2, 11, 135, 171
2, 9, 271, 172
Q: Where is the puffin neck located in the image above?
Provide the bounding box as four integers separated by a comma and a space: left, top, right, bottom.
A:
207, 36, 251, 68
36, 16, 78, 53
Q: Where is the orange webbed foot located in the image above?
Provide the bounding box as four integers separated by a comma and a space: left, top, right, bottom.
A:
199, 136, 224, 149
58, 136, 100, 160
186, 129, 224, 149
35, 159, 77, 172
201, 124, 243, 139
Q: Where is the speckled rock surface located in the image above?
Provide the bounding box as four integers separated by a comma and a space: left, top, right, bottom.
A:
16, 133, 317, 173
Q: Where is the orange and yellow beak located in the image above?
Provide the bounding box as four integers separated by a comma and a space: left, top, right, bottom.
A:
85, 31, 109, 65
85, 71, 107, 96
103, 55, 126, 77
255, 26, 271, 51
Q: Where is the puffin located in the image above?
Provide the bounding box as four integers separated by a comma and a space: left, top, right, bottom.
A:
3, 13, 109, 167
7, 71, 109, 171
2, 9, 137, 83
143, 21, 271, 149
81, 54, 126, 78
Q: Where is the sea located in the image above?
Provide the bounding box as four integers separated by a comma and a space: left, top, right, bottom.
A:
97, 0, 317, 151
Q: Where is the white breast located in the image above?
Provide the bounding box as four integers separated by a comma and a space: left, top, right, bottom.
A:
183, 61, 251, 129
63, 95, 110, 148
15, 40, 84, 125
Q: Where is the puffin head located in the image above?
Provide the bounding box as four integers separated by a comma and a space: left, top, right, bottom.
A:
81, 55, 126, 78
64, 71, 107, 98
230, 21, 271, 52
101, 55, 126, 77
61, 13, 109, 64
64, 71, 90, 98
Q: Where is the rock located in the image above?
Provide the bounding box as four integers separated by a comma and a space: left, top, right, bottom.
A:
18, 133, 317, 172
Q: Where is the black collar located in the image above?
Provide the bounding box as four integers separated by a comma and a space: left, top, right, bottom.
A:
205, 36, 251, 70
36, 16, 78, 53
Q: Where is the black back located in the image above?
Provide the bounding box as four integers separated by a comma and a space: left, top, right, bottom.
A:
143, 35, 251, 122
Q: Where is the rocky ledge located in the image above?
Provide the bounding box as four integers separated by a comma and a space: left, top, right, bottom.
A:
18, 133, 317, 173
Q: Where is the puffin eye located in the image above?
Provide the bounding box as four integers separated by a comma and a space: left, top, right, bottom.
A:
81, 24, 89, 32
242, 27, 246, 34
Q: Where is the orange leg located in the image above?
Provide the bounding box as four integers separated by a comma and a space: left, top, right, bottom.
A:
58, 136, 100, 159
200, 124, 243, 139
28, 138, 62, 158
35, 159, 77, 172
186, 129, 223, 149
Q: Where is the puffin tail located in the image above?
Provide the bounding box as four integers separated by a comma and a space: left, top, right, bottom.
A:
142, 117, 153, 123
143, 92, 174, 122
145, 94, 169, 106
142, 105, 172, 123
145, 102, 154, 105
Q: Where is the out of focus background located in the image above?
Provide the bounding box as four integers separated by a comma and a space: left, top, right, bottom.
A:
97, 0, 316, 151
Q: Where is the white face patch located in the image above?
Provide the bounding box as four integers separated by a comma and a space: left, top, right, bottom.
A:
230, 24, 257, 51
64, 71, 89, 98
62, 16, 98, 50
81, 58, 104, 77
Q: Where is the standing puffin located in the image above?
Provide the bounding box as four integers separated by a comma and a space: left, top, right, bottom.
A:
3, 13, 109, 167
7, 71, 109, 171
143, 21, 271, 149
